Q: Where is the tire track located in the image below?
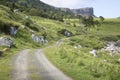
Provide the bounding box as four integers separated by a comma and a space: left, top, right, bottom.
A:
12, 49, 30, 80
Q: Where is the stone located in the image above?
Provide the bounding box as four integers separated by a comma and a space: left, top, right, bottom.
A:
31, 34, 48, 44
32, 34, 40, 43
102, 40, 120, 54
0, 36, 13, 48
59, 7, 95, 17
115, 40, 120, 47
58, 29, 72, 37
10, 27, 18, 36
90, 49, 98, 58
64, 31, 71, 37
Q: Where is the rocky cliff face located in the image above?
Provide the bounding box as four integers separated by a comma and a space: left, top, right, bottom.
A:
71, 7, 94, 16
59, 7, 95, 16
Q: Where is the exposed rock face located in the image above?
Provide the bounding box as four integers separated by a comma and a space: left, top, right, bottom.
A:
101, 40, 120, 54
71, 7, 94, 16
0, 36, 14, 47
59, 7, 95, 17
31, 34, 48, 44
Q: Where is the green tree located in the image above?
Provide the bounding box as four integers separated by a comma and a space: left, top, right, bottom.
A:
99, 16, 104, 23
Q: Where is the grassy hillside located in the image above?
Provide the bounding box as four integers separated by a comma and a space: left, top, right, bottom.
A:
0, 3, 120, 80
45, 19, 120, 80
0, 5, 74, 80
0, 0, 72, 20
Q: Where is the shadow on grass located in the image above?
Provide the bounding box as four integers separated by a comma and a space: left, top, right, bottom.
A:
100, 35, 120, 41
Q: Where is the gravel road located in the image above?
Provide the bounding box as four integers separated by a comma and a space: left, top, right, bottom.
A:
11, 49, 72, 80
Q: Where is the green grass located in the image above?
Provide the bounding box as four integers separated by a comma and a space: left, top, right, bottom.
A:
0, 4, 120, 80
45, 18, 120, 80
45, 42, 120, 80
0, 4, 74, 80
0, 47, 23, 80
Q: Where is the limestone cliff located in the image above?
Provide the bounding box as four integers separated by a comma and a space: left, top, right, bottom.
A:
59, 7, 95, 16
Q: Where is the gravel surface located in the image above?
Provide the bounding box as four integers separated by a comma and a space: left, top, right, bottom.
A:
12, 48, 72, 80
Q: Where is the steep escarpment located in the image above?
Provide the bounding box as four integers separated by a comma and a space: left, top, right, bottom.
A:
71, 7, 94, 16
59, 7, 95, 16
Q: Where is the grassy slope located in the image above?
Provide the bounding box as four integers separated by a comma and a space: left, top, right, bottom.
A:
0, 4, 120, 80
0, 5, 73, 80
45, 19, 120, 80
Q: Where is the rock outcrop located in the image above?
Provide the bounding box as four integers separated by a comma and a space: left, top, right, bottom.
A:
0, 36, 14, 48
101, 40, 120, 55
71, 7, 94, 16
59, 7, 95, 17
58, 29, 72, 37
31, 34, 48, 44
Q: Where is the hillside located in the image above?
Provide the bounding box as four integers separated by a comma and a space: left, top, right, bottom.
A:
0, 0, 72, 20
0, 1, 120, 80
0, 0, 95, 18
59, 7, 95, 17
0, 4, 76, 80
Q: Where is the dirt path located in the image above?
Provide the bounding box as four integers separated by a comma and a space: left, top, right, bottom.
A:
12, 49, 30, 80
12, 48, 72, 80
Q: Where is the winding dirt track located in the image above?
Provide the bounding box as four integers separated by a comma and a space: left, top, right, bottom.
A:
11, 48, 72, 80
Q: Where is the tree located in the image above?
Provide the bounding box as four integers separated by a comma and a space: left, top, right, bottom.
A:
81, 16, 94, 28
99, 16, 104, 23
79, 16, 101, 31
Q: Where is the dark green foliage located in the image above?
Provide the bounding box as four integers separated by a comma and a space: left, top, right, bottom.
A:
22, 18, 39, 32
99, 16, 104, 23
78, 15, 101, 30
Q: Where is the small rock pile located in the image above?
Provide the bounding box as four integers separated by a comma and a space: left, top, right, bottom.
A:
31, 34, 48, 44
101, 40, 120, 54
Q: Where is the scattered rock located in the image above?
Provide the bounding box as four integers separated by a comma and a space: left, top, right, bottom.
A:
58, 29, 72, 37
10, 26, 18, 36
0, 36, 14, 48
64, 30, 71, 37
89, 49, 98, 58
114, 40, 120, 47
31, 34, 48, 44
101, 40, 120, 54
